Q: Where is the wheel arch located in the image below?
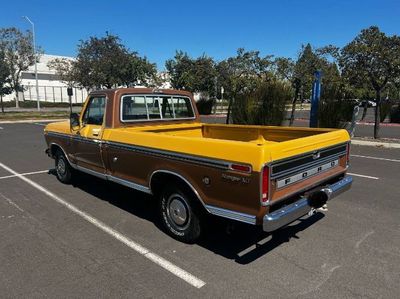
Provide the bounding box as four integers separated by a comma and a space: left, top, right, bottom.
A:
149, 170, 209, 213
49, 143, 73, 166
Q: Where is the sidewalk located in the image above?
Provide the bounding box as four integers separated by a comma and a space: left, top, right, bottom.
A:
352, 137, 400, 148
294, 118, 400, 127
0, 118, 67, 124
2, 106, 82, 112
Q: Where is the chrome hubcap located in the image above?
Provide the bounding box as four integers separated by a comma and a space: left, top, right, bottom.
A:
168, 197, 188, 226
57, 159, 66, 176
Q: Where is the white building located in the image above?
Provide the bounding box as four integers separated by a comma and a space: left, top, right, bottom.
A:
3, 54, 201, 104
3, 54, 88, 103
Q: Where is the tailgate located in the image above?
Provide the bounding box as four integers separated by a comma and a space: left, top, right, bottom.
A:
265, 129, 350, 204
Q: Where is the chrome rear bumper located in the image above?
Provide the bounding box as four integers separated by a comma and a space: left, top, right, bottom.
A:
263, 175, 353, 232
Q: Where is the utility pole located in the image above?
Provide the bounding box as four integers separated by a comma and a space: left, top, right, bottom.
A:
23, 16, 40, 111
67, 87, 73, 115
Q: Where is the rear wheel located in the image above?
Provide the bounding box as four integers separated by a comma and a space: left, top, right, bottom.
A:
55, 150, 73, 184
159, 184, 202, 243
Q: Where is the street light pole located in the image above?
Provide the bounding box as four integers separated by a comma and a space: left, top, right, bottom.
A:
23, 16, 40, 111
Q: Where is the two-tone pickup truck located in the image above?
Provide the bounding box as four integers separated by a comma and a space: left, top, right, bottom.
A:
44, 88, 352, 242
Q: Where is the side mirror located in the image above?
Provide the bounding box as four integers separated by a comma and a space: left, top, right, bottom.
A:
70, 113, 80, 130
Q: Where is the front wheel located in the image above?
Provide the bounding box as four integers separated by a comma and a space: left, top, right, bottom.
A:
159, 185, 202, 243
55, 150, 73, 184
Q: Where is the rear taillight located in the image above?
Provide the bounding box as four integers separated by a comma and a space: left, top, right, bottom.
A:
346, 143, 351, 165
230, 164, 252, 173
261, 166, 269, 204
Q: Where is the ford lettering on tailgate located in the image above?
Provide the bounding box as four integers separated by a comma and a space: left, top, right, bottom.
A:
276, 159, 339, 189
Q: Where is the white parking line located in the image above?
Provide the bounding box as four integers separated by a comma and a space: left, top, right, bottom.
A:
0, 162, 205, 289
0, 193, 25, 212
351, 154, 400, 163
0, 127, 3, 130
347, 172, 379, 180
0, 170, 49, 180
33, 123, 46, 126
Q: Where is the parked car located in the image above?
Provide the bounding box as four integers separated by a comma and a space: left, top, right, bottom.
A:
358, 100, 376, 107
44, 88, 352, 243
347, 99, 360, 106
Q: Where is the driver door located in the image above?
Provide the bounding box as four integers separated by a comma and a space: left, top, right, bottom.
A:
73, 95, 106, 173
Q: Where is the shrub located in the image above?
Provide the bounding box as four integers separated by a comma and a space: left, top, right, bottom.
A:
380, 100, 392, 122
195, 98, 214, 115
231, 80, 291, 126
318, 84, 354, 128
390, 104, 400, 123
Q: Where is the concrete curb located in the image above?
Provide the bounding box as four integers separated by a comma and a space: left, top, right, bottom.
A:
355, 122, 400, 127
0, 118, 67, 124
351, 139, 400, 149
200, 114, 227, 118
295, 118, 400, 127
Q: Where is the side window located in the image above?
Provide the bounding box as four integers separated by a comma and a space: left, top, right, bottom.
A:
82, 96, 106, 125
172, 97, 194, 118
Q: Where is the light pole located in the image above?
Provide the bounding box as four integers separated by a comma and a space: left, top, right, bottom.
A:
23, 16, 40, 111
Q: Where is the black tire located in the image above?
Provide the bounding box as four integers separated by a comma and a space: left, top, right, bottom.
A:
54, 150, 73, 184
158, 184, 202, 243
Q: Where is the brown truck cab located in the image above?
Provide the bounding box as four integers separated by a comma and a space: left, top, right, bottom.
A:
44, 88, 352, 243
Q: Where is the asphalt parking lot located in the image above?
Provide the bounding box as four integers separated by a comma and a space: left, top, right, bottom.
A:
0, 122, 399, 298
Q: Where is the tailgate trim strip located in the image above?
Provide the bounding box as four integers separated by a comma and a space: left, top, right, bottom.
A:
270, 143, 347, 177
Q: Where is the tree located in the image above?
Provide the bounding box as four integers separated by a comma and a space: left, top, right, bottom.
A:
72, 33, 157, 89
0, 48, 12, 113
192, 55, 217, 97
74, 33, 128, 89
317, 44, 376, 120
274, 56, 298, 125
216, 48, 274, 123
47, 58, 75, 87
165, 51, 217, 96
166, 51, 195, 90
121, 54, 158, 87
274, 44, 339, 126
340, 26, 400, 138
0, 27, 40, 108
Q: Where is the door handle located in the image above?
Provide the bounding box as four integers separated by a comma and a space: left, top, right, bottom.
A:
92, 129, 100, 137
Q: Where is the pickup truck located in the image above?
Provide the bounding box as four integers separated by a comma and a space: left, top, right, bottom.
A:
44, 88, 352, 243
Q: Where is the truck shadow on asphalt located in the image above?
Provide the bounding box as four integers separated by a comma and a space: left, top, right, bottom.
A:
199, 213, 324, 265
58, 171, 325, 265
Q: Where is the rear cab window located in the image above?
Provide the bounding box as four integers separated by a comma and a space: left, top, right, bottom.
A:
121, 94, 195, 122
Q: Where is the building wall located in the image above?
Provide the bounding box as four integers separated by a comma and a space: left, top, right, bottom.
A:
3, 54, 199, 104
3, 54, 88, 103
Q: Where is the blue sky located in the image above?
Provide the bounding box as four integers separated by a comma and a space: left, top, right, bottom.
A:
1, 0, 399, 70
